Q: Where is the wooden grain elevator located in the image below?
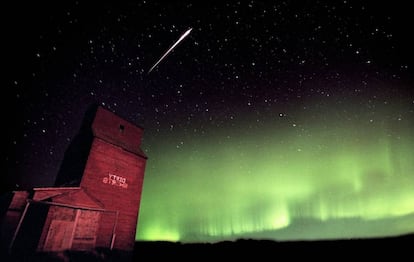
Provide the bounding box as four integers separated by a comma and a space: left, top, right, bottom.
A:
1, 105, 148, 256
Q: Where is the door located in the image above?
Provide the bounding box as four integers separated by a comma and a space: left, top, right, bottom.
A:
43, 220, 75, 251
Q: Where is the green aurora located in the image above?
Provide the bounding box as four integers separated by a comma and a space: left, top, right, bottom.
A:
136, 94, 414, 243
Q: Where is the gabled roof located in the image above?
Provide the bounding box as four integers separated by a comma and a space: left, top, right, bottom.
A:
32, 187, 104, 209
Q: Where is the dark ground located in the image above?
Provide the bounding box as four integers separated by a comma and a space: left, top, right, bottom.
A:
134, 234, 413, 259
5, 233, 412, 261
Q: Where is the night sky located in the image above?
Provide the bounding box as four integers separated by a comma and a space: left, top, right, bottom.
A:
4, 1, 414, 243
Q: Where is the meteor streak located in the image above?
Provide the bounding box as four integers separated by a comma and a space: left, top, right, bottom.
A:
148, 28, 193, 73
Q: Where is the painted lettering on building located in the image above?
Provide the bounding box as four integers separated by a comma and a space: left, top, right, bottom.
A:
102, 173, 128, 189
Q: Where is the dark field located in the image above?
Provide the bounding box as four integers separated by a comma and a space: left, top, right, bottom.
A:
134, 234, 413, 259
4, 233, 412, 261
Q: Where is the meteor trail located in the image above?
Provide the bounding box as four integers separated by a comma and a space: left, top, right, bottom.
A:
148, 28, 193, 74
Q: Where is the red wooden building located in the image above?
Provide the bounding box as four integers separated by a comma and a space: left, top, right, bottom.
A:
1, 105, 147, 256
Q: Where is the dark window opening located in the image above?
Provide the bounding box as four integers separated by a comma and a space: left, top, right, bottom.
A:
119, 124, 125, 132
